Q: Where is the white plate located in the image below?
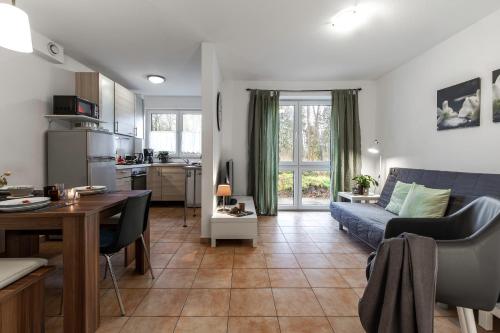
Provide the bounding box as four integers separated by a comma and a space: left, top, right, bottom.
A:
0, 197, 50, 208
74, 186, 107, 193
0, 201, 49, 212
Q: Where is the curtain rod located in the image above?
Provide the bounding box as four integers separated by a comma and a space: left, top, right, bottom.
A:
245, 88, 362, 92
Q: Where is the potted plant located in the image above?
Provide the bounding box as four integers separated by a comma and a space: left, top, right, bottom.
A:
352, 175, 378, 195
0, 171, 11, 188
157, 151, 170, 163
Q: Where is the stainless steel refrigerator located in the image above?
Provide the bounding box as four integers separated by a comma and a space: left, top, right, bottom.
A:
47, 130, 116, 190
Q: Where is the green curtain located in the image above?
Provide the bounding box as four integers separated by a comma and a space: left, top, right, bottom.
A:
248, 90, 280, 215
330, 89, 362, 201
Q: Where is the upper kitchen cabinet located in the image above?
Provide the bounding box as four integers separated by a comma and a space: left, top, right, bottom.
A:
114, 83, 136, 137
75, 72, 115, 132
134, 95, 144, 139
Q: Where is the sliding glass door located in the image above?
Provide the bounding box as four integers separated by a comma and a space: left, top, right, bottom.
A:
278, 100, 331, 210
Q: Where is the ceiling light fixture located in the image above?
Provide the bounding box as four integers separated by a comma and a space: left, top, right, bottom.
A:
0, 0, 33, 53
331, 4, 372, 33
147, 75, 166, 84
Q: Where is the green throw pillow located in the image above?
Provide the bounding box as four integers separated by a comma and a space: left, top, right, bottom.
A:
385, 181, 416, 215
399, 185, 451, 218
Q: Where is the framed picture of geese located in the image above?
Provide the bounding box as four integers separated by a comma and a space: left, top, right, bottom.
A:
493, 69, 500, 122
437, 78, 481, 131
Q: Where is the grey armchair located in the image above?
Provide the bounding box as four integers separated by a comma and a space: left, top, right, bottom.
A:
384, 196, 500, 333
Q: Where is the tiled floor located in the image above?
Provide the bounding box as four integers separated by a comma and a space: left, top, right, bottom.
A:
41, 207, 499, 332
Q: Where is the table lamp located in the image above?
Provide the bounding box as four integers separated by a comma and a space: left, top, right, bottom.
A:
216, 184, 232, 212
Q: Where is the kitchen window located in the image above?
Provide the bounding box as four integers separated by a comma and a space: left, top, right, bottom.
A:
146, 110, 202, 158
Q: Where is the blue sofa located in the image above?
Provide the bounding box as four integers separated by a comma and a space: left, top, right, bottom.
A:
330, 167, 500, 249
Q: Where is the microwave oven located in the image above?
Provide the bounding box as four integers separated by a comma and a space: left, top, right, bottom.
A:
53, 96, 99, 119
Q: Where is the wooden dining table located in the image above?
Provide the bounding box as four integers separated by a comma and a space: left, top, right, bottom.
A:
0, 190, 151, 333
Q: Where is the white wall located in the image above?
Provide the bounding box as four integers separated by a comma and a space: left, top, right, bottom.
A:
143, 96, 201, 110
376, 9, 500, 177
0, 48, 90, 187
200, 43, 223, 238
220, 80, 378, 196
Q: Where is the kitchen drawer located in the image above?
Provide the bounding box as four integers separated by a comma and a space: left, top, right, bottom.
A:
116, 177, 131, 191
116, 169, 132, 179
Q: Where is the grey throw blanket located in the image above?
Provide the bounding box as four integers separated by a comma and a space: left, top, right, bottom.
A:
359, 233, 437, 333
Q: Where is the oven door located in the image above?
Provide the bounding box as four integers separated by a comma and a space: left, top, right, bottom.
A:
132, 174, 147, 190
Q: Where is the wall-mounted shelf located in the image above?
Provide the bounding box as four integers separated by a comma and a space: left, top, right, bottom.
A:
44, 115, 107, 123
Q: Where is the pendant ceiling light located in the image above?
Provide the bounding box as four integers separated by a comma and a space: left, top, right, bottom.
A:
0, 0, 33, 53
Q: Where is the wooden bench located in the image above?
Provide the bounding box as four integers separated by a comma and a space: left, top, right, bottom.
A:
0, 259, 54, 333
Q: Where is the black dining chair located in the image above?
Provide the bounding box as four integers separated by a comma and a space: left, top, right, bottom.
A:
101, 191, 154, 316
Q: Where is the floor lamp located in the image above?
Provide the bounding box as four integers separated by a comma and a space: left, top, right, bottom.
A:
367, 139, 382, 194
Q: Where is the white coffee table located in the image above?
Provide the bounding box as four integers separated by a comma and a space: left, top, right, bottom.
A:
337, 191, 380, 203
210, 196, 257, 247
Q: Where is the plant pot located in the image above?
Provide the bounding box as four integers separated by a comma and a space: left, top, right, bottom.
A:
362, 187, 369, 195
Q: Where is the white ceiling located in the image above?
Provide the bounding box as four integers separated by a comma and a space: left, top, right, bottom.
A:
19, 0, 500, 96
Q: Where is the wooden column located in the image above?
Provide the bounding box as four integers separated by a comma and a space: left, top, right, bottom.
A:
62, 214, 100, 333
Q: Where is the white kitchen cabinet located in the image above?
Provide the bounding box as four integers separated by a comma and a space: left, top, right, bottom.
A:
114, 83, 136, 136
134, 95, 144, 138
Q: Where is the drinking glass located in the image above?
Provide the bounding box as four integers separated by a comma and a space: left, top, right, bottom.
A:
55, 183, 65, 200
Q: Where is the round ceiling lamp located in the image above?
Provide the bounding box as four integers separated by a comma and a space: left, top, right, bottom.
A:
147, 75, 166, 84
0, 0, 33, 53
331, 5, 372, 33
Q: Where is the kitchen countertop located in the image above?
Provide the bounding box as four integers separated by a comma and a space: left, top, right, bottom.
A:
116, 162, 202, 170
115, 164, 151, 170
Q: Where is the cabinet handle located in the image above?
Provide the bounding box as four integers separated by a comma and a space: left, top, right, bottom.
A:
134, 127, 137, 136
115, 121, 119, 132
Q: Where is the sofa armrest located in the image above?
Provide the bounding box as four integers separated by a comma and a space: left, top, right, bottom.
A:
384, 217, 453, 239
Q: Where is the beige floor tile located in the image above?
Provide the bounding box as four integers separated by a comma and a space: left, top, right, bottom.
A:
182, 289, 230, 316
200, 254, 234, 269
150, 253, 174, 268
100, 288, 148, 316
309, 233, 345, 242
121, 317, 178, 333
96, 316, 129, 333
325, 253, 367, 268
133, 289, 189, 316
288, 243, 322, 254
294, 254, 332, 268
205, 246, 236, 254
265, 254, 299, 268
353, 287, 365, 298
313, 288, 359, 316
280, 226, 308, 234
157, 233, 187, 242
175, 317, 228, 333
328, 317, 364, 333
234, 246, 264, 254
337, 269, 367, 288
167, 251, 204, 268
261, 243, 292, 254
231, 269, 270, 288
283, 233, 313, 243
258, 226, 282, 234
268, 269, 309, 287
228, 317, 280, 333
302, 269, 350, 288
315, 242, 348, 254
272, 288, 324, 316
151, 242, 182, 254
229, 288, 276, 316
434, 304, 458, 317
233, 254, 267, 268
192, 269, 232, 288
153, 268, 197, 288
434, 317, 461, 333
259, 234, 287, 243
279, 317, 333, 333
